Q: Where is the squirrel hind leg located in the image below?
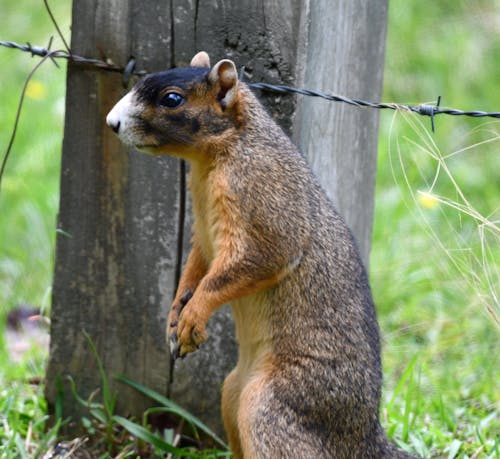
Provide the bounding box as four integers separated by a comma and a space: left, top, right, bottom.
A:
221, 369, 244, 459
236, 374, 326, 459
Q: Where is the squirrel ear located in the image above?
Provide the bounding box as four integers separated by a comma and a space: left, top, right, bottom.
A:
190, 51, 210, 68
208, 59, 239, 109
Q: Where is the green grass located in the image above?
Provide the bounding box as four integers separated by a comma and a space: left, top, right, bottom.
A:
1, 0, 499, 457
0, 1, 69, 456
372, 1, 500, 457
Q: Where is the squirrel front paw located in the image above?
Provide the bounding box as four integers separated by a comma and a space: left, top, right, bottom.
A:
176, 305, 208, 357
167, 289, 193, 359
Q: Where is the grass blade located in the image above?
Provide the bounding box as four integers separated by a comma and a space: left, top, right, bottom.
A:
112, 415, 196, 457
83, 331, 117, 418
66, 375, 102, 410
447, 439, 462, 459
115, 375, 228, 449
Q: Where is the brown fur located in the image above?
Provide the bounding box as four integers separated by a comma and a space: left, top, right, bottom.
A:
107, 52, 420, 458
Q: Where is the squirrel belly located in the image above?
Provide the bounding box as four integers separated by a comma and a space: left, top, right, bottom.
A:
107, 51, 420, 459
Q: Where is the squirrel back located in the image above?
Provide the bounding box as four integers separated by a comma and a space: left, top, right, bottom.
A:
107, 51, 419, 459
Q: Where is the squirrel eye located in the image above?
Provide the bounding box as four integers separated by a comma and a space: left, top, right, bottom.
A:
159, 92, 185, 108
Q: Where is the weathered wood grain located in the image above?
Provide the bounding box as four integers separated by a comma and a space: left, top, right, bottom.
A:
294, 0, 388, 265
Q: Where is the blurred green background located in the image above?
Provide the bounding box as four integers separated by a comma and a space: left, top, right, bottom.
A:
0, 0, 499, 457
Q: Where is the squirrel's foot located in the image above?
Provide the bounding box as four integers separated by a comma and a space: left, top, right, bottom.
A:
176, 304, 208, 358
168, 289, 193, 360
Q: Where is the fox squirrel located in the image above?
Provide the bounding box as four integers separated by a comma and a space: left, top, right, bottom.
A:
107, 51, 419, 458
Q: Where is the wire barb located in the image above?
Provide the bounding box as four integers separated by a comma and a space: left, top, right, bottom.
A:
416, 96, 441, 132
122, 57, 136, 88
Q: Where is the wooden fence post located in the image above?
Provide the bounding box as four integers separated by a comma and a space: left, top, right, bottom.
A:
46, 0, 387, 438
46, 0, 176, 425
294, 0, 389, 266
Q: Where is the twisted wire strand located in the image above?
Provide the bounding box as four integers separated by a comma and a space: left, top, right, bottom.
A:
0, 40, 146, 75
1, 40, 500, 120
247, 82, 500, 119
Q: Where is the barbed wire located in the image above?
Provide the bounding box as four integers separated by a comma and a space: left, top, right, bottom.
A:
248, 82, 500, 118
0, 40, 146, 76
2, 34, 500, 191
2, 39, 500, 124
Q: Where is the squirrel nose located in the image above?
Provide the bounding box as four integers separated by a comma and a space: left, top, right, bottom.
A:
107, 92, 134, 135
110, 120, 121, 134
106, 112, 121, 133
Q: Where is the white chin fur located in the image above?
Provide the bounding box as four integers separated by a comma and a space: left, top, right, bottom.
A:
106, 92, 141, 146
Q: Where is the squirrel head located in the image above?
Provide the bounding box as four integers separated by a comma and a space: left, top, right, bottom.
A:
106, 52, 243, 157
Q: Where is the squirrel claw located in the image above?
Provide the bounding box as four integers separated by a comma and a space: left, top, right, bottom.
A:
178, 341, 200, 358
169, 334, 180, 360
168, 327, 203, 361
169, 334, 192, 360
168, 289, 194, 361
